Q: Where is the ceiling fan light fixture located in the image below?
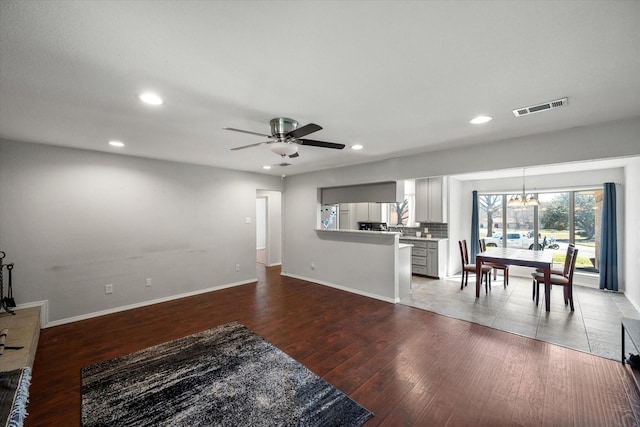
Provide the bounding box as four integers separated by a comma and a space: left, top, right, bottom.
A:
270, 142, 298, 157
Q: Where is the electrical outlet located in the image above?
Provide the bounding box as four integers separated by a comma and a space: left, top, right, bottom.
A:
235, 264, 240, 272
105, 284, 113, 294
145, 278, 152, 287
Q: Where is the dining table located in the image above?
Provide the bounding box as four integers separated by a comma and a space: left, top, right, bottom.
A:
475, 247, 554, 311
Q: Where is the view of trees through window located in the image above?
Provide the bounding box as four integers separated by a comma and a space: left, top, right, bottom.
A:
388, 200, 409, 225
479, 189, 602, 273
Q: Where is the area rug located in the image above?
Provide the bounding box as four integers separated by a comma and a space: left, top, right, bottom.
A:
0, 367, 31, 427
81, 322, 372, 426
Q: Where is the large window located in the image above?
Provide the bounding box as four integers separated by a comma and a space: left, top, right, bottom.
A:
479, 189, 602, 273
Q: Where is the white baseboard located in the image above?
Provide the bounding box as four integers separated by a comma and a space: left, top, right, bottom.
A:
280, 272, 396, 304
45, 279, 257, 328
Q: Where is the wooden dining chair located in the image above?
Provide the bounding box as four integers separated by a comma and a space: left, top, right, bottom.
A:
479, 238, 509, 288
532, 243, 575, 301
531, 246, 579, 311
459, 240, 491, 292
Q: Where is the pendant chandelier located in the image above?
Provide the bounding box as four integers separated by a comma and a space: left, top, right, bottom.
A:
507, 169, 538, 207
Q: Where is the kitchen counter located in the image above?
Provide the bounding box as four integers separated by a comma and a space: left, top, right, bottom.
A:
315, 229, 399, 236
315, 229, 448, 241
396, 235, 448, 241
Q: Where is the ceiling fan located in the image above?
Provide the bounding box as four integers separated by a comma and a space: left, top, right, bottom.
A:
225, 117, 345, 158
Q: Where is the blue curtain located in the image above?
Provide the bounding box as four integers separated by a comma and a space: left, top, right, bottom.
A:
599, 182, 618, 291
470, 190, 480, 262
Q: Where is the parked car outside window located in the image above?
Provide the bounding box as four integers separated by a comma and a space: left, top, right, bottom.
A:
483, 232, 536, 249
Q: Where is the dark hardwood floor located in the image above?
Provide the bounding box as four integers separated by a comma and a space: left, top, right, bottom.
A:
28, 264, 640, 426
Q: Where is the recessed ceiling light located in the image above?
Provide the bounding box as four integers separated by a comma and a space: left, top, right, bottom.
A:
108, 140, 125, 147
262, 165, 272, 170
470, 115, 492, 124
138, 92, 163, 106
351, 144, 364, 150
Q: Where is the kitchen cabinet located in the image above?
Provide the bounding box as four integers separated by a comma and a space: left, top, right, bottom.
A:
409, 240, 428, 276
368, 203, 382, 222
339, 203, 382, 229
338, 203, 352, 230
415, 177, 447, 223
427, 242, 439, 277
353, 202, 382, 222
400, 238, 447, 279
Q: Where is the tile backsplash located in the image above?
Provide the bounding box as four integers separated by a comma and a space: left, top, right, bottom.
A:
389, 222, 449, 238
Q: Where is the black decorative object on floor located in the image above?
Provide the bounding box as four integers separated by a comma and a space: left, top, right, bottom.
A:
81, 322, 373, 427
628, 353, 640, 369
0, 251, 15, 313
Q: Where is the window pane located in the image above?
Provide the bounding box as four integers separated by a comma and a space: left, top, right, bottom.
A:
478, 188, 602, 277
390, 199, 409, 225
506, 197, 535, 249
538, 192, 570, 268
575, 190, 602, 272
479, 195, 503, 242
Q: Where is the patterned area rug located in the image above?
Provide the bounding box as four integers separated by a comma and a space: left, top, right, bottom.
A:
81, 322, 372, 426
0, 367, 31, 427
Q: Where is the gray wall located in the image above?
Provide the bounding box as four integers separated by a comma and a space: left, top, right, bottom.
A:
282, 117, 640, 307
0, 139, 283, 324
625, 157, 640, 308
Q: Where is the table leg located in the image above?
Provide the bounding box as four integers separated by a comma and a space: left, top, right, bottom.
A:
475, 257, 481, 298
544, 265, 551, 312
622, 322, 626, 365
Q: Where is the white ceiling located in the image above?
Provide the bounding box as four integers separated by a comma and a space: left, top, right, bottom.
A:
1, 1, 639, 177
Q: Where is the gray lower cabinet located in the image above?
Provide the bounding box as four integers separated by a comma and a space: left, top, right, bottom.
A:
427, 242, 438, 277
400, 238, 447, 278
411, 241, 428, 275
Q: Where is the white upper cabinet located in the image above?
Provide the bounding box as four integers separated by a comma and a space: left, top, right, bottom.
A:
354, 202, 382, 222
368, 203, 382, 222
415, 177, 447, 223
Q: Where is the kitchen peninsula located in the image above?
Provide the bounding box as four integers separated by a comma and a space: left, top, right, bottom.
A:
314, 229, 411, 302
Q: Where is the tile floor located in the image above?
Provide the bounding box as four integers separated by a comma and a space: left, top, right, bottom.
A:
399, 273, 640, 361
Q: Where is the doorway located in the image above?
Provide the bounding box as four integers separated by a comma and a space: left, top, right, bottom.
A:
256, 190, 282, 267
256, 196, 267, 265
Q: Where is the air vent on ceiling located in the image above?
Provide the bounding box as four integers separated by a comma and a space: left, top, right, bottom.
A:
513, 97, 568, 117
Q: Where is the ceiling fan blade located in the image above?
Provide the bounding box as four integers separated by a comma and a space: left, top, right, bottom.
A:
288, 152, 300, 159
287, 123, 322, 139
230, 141, 269, 151
298, 139, 345, 150
224, 127, 273, 138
